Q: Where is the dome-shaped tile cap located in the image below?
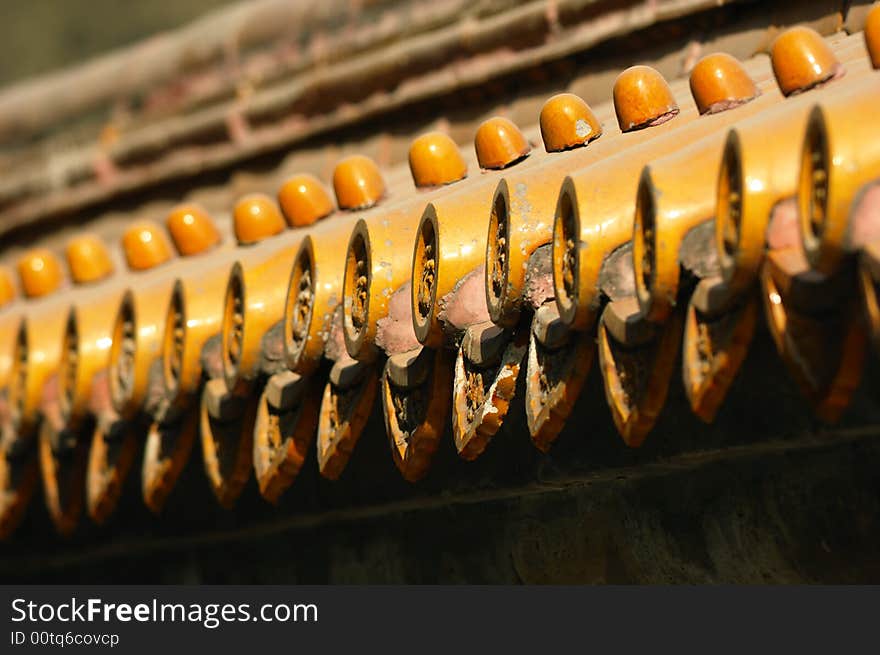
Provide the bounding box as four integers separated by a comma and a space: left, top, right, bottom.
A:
770, 26, 843, 96
278, 174, 335, 227
865, 4, 880, 69
475, 117, 531, 170
613, 65, 679, 132
0, 266, 15, 307
166, 203, 221, 256
17, 248, 63, 298
233, 193, 286, 244
332, 155, 386, 210
66, 234, 114, 284
539, 93, 602, 152
122, 221, 174, 271
689, 53, 760, 114
408, 132, 468, 187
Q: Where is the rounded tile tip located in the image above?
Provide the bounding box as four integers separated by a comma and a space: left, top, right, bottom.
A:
17, 248, 63, 298
408, 132, 468, 187
539, 93, 602, 152
278, 174, 335, 227
865, 4, 880, 69
166, 203, 221, 256
122, 221, 174, 271
689, 53, 759, 115
613, 65, 679, 132
0, 266, 15, 307
233, 193, 286, 245
66, 234, 114, 284
474, 117, 531, 170
770, 26, 843, 96
333, 155, 386, 210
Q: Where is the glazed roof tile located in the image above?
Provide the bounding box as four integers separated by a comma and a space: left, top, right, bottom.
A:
1, 4, 879, 545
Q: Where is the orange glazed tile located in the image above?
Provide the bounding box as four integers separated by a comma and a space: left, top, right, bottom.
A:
474, 117, 530, 169
277, 174, 334, 227
233, 193, 286, 244
770, 26, 843, 96
122, 222, 173, 271
613, 65, 679, 132
0, 267, 14, 307
166, 203, 221, 256
539, 93, 602, 151
17, 248, 63, 298
65, 234, 114, 284
689, 53, 759, 115
866, 4, 880, 69
332, 155, 386, 210
408, 132, 468, 187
